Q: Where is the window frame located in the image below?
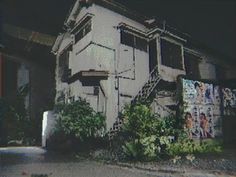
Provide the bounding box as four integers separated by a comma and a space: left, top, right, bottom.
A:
184, 51, 201, 79
71, 14, 93, 44
160, 38, 184, 70
74, 19, 92, 43
120, 30, 148, 52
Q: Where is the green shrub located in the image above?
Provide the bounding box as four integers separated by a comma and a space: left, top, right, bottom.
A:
140, 135, 158, 158
54, 98, 106, 145
118, 103, 178, 160
115, 102, 223, 161
167, 139, 222, 156
122, 139, 143, 160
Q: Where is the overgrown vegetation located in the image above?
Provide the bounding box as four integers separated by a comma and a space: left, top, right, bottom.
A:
112, 102, 222, 161
49, 98, 106, 151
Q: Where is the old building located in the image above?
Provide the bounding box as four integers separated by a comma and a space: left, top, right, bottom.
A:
52, 0, 236, 139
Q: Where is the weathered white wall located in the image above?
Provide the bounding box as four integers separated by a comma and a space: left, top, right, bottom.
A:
55, 4, 152, 129
42, 111, 56, 147
92, 4, 151, 128
199, 60, 216, 80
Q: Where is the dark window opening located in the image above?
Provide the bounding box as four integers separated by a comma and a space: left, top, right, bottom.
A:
94, 86, 99, 95
149, 39, 157, 72
75, 30, 83, 43
59, 47, 71, 82
161, 39, 183, 69
135, 36, 147, 51
120, 30, 147, 52
184, 52, 200, 79
121, 31, 134, 47
74, 20, 91, 43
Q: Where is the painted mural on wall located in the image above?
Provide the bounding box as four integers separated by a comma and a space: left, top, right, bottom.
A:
182, 79, 223, 139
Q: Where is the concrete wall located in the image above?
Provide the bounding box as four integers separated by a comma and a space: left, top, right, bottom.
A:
42, 111, 56, 147
199, 60, 216, 80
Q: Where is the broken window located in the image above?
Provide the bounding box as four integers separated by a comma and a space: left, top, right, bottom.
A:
120, 30, 147, 52
74, 19, 92, 43
184, 52, 200, 79
161, 39, 183, 69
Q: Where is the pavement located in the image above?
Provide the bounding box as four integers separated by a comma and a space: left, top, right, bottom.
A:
0, 147, 235, 177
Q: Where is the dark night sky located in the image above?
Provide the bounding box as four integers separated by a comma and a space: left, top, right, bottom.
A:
1, 0, 236, 60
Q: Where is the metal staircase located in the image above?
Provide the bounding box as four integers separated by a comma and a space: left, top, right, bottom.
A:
109, 66, 162, 138
131, 66, 161, 104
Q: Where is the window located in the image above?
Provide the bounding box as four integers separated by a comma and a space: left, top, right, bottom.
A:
135, 36, 147, 51
120, 30, 147, 52
74, 20, 91, 43
161, 39, 183, 69
121, 31, 134, 48
184, 52, 200, 79
58, 45, 72, 82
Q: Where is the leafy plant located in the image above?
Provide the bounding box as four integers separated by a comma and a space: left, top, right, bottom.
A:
122, 140, 142, 160
118, 103, 179, 160
166, 139, 222, 156
54, 97, 106, 143
114, 102, 223, 161
140, 135, 158, 158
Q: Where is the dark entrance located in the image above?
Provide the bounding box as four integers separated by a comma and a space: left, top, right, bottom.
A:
149, 38, 158, 72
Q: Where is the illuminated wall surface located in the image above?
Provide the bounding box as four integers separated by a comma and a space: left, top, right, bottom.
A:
182, 79, 236, 139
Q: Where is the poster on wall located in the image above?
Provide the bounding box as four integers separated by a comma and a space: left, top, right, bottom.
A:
182, 79, 220, 139
182, 79, 236, 139
204, 83, 214, 104
213, 86, 221, 105
182, 79, 214, 105
222, 88, 236, 115
183, 105, 214, 139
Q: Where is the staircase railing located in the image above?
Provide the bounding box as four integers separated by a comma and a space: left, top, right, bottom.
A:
131, 66, 161, 104
108, 66, 162, 139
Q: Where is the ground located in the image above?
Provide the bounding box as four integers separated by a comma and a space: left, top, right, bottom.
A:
0, 147, 235, 177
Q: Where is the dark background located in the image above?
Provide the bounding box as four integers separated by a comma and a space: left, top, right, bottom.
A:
1, 0, 236, 60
